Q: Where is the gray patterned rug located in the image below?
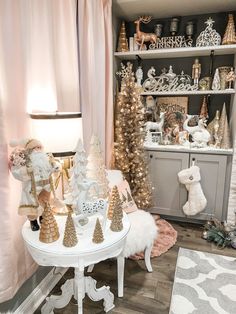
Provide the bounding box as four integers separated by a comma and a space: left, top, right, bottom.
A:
169, 248, 236, 314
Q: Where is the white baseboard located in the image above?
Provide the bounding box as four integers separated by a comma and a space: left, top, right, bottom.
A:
14, 267, 68, 314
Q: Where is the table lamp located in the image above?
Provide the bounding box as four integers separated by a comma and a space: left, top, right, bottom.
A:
30, 111, 82, 214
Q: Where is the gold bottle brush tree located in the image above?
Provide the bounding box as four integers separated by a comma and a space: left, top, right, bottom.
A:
222, 14, 236, 45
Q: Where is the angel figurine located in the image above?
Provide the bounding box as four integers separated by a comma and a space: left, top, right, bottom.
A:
135, 66, 143, 86
226, 67, 236, 89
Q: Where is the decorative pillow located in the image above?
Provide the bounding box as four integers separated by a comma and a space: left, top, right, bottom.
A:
116, 180, 138, 214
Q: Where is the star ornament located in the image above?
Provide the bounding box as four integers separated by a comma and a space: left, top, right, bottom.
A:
205, 17, 214, 27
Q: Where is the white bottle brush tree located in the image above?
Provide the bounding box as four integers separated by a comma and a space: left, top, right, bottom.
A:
87, 135, 109, 199
66, 139, 87, 206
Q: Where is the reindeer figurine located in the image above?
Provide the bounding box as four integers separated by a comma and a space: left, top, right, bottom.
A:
74, 179, 107, 228
134, 16, 157, 50
145, 111, 165, 132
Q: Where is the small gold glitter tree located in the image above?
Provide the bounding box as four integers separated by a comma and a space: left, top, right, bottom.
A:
107, 186, 122, 220
39, 203, 60, 243
110, 199, 123, 232
92, 218, 104, 244
63, 211, 78, 247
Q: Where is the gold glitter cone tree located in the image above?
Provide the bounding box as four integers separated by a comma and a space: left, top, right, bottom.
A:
117, 21, 129, 52
219, 103, 231, 149
63, 212, 78, 247
199, 96, 209, 119
222, 14, 236, 45
207, 110, 220, 145
115, 62, 152, 209
87, 135, 109, 198
110, 196, 123, 232
107, 186, 122, 220
39, 203, 60, 243
92, 218, 104, 243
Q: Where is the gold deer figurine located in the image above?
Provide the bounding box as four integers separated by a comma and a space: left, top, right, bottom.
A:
134, 16, 157, 50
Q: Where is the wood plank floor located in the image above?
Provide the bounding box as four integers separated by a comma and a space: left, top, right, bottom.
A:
35, 221, 236, 314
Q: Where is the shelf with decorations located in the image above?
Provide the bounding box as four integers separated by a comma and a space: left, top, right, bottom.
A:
113, 10, 236, 222
114, 44, 236, 60
140, 89, 235, 96
114, 13, 236, 151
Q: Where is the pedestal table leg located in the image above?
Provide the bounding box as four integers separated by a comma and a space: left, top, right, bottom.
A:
74, 268, 85, 314
85, 276, 115, 312
117, 256, 125, 297
41, 279, 74, 314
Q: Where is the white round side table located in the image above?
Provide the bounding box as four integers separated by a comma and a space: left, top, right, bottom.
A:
22, 213, 130, 314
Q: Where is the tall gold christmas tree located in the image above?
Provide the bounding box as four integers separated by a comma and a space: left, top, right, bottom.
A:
92, 218, 104, 243
110, 198, 123, 232
39, 203, 60, 243
107, 186, 122, 220
222, 14, 236, 45
117, 21, 129, 52
115, 63, 152, 209
63, 211, 78, 247
219, 103, 231, 149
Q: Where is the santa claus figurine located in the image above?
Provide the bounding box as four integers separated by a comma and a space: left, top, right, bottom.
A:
9, 138, 62, 231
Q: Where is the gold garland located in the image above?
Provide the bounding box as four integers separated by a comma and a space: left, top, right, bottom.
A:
49, 175, 56, 198
19, 204, 39, 209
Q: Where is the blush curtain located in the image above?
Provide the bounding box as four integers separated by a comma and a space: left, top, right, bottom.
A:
0, 0, 79, 302
77, 0, 113, 166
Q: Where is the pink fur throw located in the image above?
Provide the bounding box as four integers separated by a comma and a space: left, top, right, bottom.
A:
130, 214, 177, 260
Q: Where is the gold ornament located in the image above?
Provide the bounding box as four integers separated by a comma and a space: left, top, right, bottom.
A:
199, 96, 209, 119
92, 218, 104, 244
63, 211, 78, 247
39, 203, 60, 243
107, 186, 122, 220
115, 62, 152, 209
219, 103, 231, 149
117, 21, 129, 52
222, 14, 236, 45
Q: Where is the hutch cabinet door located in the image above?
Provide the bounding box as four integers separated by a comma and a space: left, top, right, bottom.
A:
190, 153, 227, 220
148, 151, 189, 217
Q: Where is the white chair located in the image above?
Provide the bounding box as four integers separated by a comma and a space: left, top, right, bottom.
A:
88, 170, 158, 297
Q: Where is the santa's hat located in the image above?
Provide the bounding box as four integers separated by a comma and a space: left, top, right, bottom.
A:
9, 138, 43, 150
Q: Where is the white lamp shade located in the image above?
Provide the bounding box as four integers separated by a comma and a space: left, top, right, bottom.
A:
30, 112, 83, 156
